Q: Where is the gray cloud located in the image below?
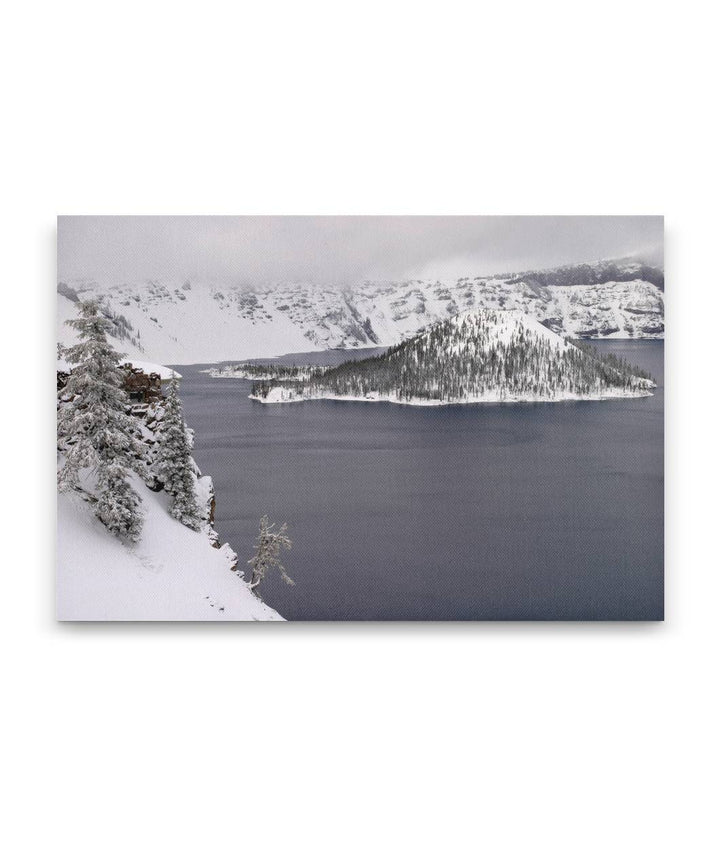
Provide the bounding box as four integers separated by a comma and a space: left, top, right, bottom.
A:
58, 215, 663, 287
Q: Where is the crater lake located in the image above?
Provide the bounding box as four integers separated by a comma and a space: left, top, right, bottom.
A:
173, 340, 663, 620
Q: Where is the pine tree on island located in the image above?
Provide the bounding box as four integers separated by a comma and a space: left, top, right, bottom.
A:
154, 376, 203, 530
248, 516, 293, 594
57, 299, 145, 541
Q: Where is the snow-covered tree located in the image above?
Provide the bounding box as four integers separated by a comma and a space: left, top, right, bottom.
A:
57, 299, 146, 541
154, 376, 203, 530
95, 460, 143, 541
248, 516, 293, 592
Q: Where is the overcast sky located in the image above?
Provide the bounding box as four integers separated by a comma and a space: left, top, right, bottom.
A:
58, 215, 663, 286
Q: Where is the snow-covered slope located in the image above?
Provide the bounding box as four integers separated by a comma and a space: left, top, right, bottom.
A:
57, 472, 282, 621
56, 258, 664, 364
56, 349, 179, 381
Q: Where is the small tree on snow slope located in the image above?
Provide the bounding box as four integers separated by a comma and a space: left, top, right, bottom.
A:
93, 459, 143, 541
57, 299, 145, 541
154, 376, 203, 530
248, 516, 293, 593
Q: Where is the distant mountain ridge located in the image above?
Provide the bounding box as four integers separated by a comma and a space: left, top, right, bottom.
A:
57, 257, 664, 364
500, 258, 664, 290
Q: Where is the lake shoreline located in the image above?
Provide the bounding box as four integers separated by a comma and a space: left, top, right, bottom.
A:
248, 387, 655, 407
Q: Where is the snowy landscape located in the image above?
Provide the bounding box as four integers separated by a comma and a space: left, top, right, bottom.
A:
57, 256, 664, 366
57, 301, 284, 620
57, 216, 664, 621
248, 310, 655, 406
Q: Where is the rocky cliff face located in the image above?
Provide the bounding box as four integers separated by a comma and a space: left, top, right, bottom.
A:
57, 259, 664, 364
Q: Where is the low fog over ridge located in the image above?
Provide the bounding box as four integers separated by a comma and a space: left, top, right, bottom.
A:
58, 215, 663, 288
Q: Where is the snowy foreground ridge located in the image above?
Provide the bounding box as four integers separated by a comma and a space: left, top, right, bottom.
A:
57, 471, 282, 621
57, 339, 283, 621
249, 310, 655, 407
56, 257, 664, 364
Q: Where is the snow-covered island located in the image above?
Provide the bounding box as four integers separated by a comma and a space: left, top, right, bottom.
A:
249, 310, 655, 407
204, 363, 328, 381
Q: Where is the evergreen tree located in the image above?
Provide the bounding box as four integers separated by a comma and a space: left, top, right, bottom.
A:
57, 299, 145, 541
155, 376, 203, 530
95, 460, 143, 541
248, 516, 293, 593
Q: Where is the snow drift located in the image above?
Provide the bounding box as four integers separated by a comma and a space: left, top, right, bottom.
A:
57, 472, 282, 621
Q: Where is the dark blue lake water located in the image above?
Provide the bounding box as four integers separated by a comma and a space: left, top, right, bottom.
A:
174, 340, 663, 620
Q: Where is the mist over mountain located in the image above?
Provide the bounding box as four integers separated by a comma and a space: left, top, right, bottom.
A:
58, 215, 663, 286
57, 257, 664, 365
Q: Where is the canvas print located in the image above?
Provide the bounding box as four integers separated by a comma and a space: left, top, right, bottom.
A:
56, 216, 664, 621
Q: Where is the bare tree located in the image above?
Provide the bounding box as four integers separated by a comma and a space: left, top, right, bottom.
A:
248, 516, 293, 593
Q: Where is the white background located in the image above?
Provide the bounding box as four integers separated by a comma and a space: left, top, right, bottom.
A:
2, 1, 718, 854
